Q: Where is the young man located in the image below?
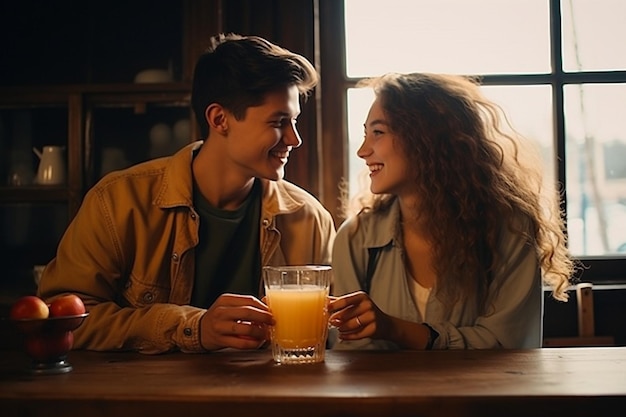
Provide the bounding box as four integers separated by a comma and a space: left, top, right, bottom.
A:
38, 33, 336, 354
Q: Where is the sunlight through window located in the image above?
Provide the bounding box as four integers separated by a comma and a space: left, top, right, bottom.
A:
344, 0, 626, 257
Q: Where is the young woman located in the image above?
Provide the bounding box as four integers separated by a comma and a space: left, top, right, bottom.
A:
328, 72, 576, 350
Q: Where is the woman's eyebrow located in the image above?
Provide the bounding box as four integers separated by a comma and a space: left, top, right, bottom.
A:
364, 119, 389, 129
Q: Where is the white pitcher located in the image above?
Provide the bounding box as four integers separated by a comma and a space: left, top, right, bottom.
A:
33, 146, 66, 185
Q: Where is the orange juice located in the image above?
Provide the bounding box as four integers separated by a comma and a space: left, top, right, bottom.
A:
263, 265, 331, 364
266, 285, 329, 349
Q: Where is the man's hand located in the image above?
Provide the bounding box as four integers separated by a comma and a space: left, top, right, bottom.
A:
200, 293, 274, 351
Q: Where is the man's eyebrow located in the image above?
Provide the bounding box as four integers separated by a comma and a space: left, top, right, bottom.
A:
268, 110, 298, 119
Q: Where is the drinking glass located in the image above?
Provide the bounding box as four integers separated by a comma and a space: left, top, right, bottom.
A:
263, 265, 332, 364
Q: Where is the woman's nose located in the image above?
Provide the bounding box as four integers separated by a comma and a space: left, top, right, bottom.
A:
356, 137, 371, 159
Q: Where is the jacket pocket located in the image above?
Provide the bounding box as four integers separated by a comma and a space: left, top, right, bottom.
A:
121, 274, 171, 307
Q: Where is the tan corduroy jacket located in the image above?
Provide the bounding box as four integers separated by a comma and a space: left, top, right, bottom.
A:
38, 142, 336, 354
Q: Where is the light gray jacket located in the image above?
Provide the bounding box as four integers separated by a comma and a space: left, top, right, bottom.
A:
331, 199, 542, 350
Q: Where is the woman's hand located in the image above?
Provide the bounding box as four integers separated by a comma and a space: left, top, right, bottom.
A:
328, 291, 392, 341
328, 291, 434, 349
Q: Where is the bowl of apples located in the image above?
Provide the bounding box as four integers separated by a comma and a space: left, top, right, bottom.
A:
9, 294, 88, 375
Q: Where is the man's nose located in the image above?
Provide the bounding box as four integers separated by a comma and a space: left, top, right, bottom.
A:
284, 120, 302, 148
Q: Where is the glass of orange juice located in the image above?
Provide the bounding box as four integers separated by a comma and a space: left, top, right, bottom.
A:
263, 265, 332, 364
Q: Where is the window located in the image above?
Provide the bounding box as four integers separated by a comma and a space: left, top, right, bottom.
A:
320, 0, 626, 282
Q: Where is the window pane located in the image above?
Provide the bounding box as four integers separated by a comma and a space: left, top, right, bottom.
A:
344, 0, 551, 77
565, 84, 626, 255
347, 88, 375, 198
346, 85, 555, 198
562, 0, 626, 72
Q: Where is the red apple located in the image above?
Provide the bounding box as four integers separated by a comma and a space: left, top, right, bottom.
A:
24, 331, 74, 362
49, 294, 86, 317
10, 295, 49, 320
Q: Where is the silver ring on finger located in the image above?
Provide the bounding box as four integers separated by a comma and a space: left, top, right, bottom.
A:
355, 316, 362, 327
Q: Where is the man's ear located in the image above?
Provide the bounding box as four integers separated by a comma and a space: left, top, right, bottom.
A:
205, 103, 229, 135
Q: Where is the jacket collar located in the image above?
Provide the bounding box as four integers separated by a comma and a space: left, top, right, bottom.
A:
261, 179, 305, 216
154, 141, 202, 209
154, 141, 305, 216
363, 198, 400, 250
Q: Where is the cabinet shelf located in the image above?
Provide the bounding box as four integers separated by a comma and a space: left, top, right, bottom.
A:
0, 187, 71, 203
1, 82, 192, 96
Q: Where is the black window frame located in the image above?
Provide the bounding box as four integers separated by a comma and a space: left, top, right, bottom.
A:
318, 0, 626, 284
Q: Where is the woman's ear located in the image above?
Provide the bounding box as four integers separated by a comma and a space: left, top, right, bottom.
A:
205, 103, 229, 135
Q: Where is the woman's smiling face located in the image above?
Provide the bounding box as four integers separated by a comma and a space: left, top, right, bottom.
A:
357, 97, 411, 196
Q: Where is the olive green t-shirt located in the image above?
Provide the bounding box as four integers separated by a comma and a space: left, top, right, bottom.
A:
191, 179, 262, 308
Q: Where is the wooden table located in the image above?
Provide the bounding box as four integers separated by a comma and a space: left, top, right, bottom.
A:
1, 347, 625, 417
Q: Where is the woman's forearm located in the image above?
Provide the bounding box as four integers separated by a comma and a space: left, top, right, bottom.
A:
385, 316, 432, 350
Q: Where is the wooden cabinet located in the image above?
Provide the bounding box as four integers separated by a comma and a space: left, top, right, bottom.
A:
1, 91, 77, 304
0, 1, 202, 307
82, 85, 193, 188
0, 0, 321, 315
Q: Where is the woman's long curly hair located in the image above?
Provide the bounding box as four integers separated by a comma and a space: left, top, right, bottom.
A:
342, 73, 577, 310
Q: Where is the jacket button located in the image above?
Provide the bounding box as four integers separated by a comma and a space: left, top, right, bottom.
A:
190, 213, 196, 220
262, 218, 270, 227
184, 328, 192, 337
172, 253, 179, 262
142, 292, 154, 303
